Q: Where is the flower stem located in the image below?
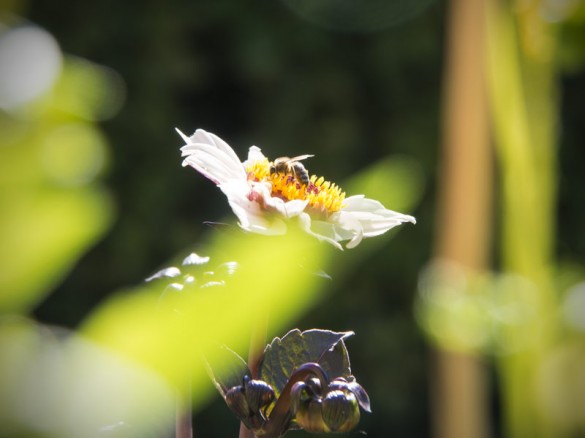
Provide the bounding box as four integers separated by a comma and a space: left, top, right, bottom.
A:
176, 377, 193, 438
261, 363, 329, 438
176, 395, 193, 438
247, 316, 268, 379
239, 315, 269, 438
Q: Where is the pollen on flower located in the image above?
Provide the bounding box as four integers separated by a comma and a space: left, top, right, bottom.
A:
246, 157, 271, 182
245, 158, 345, 217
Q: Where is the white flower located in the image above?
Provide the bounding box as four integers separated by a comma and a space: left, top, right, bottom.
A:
179, 128, 415, 250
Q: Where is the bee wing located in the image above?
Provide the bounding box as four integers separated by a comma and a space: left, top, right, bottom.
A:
289, 154, 314, 162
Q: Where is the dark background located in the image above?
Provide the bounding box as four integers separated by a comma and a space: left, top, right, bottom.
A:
21, 1, 585, 437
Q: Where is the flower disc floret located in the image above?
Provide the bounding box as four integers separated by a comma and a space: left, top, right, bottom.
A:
245, 159, 346, 219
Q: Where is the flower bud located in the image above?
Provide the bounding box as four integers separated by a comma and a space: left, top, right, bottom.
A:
291, 381, 311, 414
295, 398, 328, 433
322, 390, 360, 433
224, 385, 250, 421
244, 379, 275, 414
328, 377, 371, 413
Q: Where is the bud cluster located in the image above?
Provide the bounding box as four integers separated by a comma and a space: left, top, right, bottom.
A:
225, 376, 275, 431
291, 376, 370, 433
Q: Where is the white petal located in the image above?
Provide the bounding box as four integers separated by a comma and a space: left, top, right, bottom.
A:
184, 128, 243, 168
330, 196, 415, 246
264, 195, 308, 219
297, 213, 344, 250
342, 195, 384, 212
333, 211, 365, 249
245, 146, 267, 164
182, 150, 243, 185
249, 182, 309, 219
282, 199, 309, 217
356, 210, 415, 237
178, 128, 247, 184
342, 195, 416, 226
218, 180, 287, 236
230, 199, 287, 235
175, 128, 191, 144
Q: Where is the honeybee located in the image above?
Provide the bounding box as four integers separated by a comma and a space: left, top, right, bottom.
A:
269, 155, 314, 186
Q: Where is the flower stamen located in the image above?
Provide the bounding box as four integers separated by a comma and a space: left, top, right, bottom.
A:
245, 159, 346, 217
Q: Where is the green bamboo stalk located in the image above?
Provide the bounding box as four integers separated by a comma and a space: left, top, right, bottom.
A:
485, 1, 560, 437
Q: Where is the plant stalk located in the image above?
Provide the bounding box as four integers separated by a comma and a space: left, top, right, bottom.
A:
432, 0, 491, 436
176, 389, 193, 438
239, 315, 269, 438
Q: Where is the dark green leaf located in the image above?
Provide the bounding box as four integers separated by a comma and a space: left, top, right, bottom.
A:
259, 329, 354, 396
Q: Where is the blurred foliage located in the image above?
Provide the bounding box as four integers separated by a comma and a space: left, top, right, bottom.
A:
0, 25, 116, 313
0, 0, 582, 437
0, 316, 174, 437
416, 261, 542, 355
83, 230, 329, 398
418, 1, 585, 437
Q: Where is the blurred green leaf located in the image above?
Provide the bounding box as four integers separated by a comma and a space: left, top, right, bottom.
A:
0, 317, 174, 437
82, 229, 328, 406
0, 38, 119, 313
344, 154, 424, 214
49, 56, 125, 121
0, 187, 112, 313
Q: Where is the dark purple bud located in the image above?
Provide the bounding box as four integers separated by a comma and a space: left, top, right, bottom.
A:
291, 381, 311, 414
346, 380, 371, 413
329, 377, 371, 413
225, 385, 250, 422
244, 379, 275, 414
322, 390, 360, 433
295, 397, 328, 433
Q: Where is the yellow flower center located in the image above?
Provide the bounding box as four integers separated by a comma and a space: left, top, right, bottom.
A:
245, 157, 345, 217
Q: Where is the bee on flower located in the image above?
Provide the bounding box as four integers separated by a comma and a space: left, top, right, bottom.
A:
178, 128, 415, 250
